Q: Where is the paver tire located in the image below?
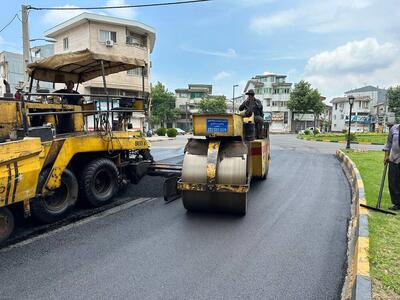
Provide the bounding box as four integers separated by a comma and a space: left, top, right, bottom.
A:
0, 207, 14, 245
32, 168, 78, 224
80, 158, 119, 207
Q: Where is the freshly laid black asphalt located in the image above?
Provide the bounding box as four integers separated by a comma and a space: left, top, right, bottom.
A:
0, 138, 351, 300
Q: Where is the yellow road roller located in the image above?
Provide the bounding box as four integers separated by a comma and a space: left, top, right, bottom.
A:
177, 113, 270, 215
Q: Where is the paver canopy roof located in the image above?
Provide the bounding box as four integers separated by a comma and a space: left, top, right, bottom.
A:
27, 49, 146, 83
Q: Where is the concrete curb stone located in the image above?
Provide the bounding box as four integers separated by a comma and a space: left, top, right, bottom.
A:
336, 150, 372, 300
298, 136, 384, 145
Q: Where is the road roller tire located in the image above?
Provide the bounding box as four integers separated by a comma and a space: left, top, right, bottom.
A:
0, 207, 14, 245
80, 158, 119, 207
32, 168, 78, 224
182, 191, 247, 215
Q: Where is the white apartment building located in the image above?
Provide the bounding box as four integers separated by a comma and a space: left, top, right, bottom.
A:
345, 86, 388, 132
331, 86, 388, 132
331, 96, 371, 132
175, 84, 225, 131
244, 73, 292, 133
44, 12, 156, 130
0, 45, 54, 96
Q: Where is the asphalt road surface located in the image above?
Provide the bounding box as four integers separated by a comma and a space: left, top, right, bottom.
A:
0, 135, 361, 299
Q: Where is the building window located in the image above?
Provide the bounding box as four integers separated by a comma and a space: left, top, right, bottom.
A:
99, 30, 117, 43
127, 67, 143, 76
335, 103, 337, 110
190, 92, 204, 99
341, 114, 344, 120
63, 37, 69, 51
266, 99, 271, 106
126, 31, 146, 47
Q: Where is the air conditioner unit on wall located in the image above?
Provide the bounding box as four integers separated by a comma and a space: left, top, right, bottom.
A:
105, 40, 114, 47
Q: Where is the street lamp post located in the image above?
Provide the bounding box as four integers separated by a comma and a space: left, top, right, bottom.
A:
232, 84, 239, 113
346, 95, 355, 149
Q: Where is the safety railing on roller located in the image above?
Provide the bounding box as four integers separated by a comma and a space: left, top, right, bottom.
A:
16, 92, 147, 134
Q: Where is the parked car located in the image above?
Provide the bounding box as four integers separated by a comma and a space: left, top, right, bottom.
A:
175, 128, 186, 135
299, 127, 319, 134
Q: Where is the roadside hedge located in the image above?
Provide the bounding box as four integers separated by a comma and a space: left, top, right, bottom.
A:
156, 127, 166, 136
167, 128, 178, 137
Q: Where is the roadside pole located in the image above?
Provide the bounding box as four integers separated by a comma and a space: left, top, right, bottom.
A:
21, 5, 30, 87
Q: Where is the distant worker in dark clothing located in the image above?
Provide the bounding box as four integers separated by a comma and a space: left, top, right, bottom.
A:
239, 89, 264, 137
55, 80, 83, 105
383, 123, 400, 211
14, 89, 23, 100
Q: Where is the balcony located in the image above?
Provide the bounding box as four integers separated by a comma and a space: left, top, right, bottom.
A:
126, 36, 147, 50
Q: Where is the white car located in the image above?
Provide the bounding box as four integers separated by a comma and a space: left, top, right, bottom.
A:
299, 127, 319, 134
175, 128, 186, 135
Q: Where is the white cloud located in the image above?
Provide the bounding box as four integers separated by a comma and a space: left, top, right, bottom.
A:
304, 38, 400, 99
106, 0, 136, 19
235, 0, 277, 6
181, 46, 237, 58
250, 10, 299, 33
213, 71, 232, 81
249, 0, 400, 35
43, 5, 87, 24
306, 38, 398, 74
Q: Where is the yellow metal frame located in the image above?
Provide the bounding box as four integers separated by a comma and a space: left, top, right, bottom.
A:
0, 131, 150, 212
44, 131, 148, 190
0, 138, 43, 209
192, 113, 243, 137
250, 139, 269, 178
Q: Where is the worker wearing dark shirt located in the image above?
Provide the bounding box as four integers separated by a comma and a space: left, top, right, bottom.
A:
55, 80, 83, 105
239, 89, 264, 137
384, 124, 400, 210
239, 89, 264, 119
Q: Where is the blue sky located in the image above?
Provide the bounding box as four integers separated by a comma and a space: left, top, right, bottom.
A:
1, 0, 399, 99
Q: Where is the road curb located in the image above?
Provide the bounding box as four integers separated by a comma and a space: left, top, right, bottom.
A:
298, 136, 384, 145
336, 150, 372, 300
146, 137, 175, 142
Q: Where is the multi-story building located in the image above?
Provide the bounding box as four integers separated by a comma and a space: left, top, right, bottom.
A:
45, 12, 155, 97
331, 85, 388, 132
175, 84, 225, 131
44, 12, 156, 130
331, 96, 371, 132
244, 73, 292, 133
0, 45, 54, 96
345, 86, 388, 132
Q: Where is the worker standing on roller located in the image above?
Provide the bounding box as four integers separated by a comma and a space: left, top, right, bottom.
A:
239, 89, 264, 137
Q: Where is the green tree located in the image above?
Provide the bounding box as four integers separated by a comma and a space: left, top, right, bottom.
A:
150, 82, 179, 127
387, 85, 400, 122
199, 96, 227, 113
287, 80, 324, 127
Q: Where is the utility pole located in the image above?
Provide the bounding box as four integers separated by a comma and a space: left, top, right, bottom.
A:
21, 5, 30, 87
232, 84, 238, 113
185, 102, 189, 131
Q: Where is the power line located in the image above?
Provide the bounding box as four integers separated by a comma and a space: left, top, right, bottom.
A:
0, 13, 19, 33
29, 0, 211, 11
